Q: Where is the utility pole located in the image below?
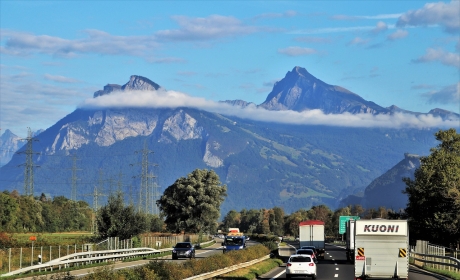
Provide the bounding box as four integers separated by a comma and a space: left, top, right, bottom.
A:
70, 154, 81, 201
17, 128, 40, 196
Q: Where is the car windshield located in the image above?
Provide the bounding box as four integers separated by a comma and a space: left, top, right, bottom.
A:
290, 256, 312, 262
225, 237, 244, 246
175, 243, 192, 248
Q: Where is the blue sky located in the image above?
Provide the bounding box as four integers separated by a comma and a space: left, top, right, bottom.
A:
1, 1, 459, 137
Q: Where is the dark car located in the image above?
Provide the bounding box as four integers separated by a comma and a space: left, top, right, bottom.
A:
296, 248, 318, 263
172, 242, 195, 259
301, 245, 318, 255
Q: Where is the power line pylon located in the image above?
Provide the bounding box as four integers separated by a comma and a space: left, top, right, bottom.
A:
17, 127, 40, 196
150, 172, 161, 215
83, 169, 107, 234
131, 141, 158, 214
70, 154, 81, 201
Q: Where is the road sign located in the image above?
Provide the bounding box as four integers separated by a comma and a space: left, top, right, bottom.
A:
29, 236, 36, 241
339, 216, 360, 234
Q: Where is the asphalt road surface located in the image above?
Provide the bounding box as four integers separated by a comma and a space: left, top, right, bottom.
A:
258, 243, 449, 280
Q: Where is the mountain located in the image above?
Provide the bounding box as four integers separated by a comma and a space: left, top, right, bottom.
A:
260, 66, 460, 121
0, 70, 449, 215
340, 153, 421, 210
260, 66, 388, 114
0, 129, 45, 167
0, 129, 26, 167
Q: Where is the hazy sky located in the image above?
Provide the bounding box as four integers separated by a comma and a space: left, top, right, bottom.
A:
1, 1, 459, 137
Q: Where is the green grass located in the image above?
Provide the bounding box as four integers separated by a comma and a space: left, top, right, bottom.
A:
215, 257, 283, 280
422, 266, 460, 280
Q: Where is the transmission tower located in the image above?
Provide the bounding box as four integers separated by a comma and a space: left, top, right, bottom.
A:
116, 171, 124, 196
17, 128, 40, 196
83, 169, 107, 234
132, 141, 158, 214
70, 154, 81, 201
151, 173, 161, 215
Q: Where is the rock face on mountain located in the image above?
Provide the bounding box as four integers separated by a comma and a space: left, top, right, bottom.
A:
260, 66, 388, 114
94, 75, 160, 97
0, 69, 446, 214
0, 130, 26, 167
340, 153, 421, 210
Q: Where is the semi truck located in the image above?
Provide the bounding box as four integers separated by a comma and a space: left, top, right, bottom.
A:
299, 220, 326, 259
353, 219, 409, 280
346, 219, 356, 263
222, 228, 246, 253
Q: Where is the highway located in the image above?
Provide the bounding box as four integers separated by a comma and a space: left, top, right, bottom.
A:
11, 240, 446, 280
259, 243, 446, 280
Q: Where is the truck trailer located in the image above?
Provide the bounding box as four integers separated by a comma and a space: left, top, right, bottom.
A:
346, 219, 356, 263
354, 219, 409, 280
299, 220, 326, 259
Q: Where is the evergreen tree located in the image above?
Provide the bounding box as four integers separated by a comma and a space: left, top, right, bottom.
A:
403, 128, 460, 246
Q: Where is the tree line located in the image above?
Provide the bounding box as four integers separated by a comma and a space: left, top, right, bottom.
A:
1, 128, 458, 248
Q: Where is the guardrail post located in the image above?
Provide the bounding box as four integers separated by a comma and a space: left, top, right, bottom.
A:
19, 247, 22, 269
8, 248, 11, 273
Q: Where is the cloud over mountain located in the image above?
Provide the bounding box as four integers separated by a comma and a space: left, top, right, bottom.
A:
80, 88, 457, 129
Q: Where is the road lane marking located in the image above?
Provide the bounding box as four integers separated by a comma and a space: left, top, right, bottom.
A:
335, 274, 338, 277
270, 269, 286, 280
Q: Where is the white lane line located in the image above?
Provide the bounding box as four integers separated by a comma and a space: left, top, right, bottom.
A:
270, 269, 286, 280
336, 268, 339, 270
334, 274, 339, 277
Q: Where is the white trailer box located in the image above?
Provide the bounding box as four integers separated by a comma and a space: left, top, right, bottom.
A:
299, 220, 325, 259
354, 219, 409, 280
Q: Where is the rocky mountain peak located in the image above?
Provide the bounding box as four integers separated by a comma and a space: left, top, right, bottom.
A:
1, 129, 15, 139
121, 75, 160, 91
260, 66, 386, 114
93, 75, 161, 98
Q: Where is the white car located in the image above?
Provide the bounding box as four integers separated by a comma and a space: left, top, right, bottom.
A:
285, 254, 317, 280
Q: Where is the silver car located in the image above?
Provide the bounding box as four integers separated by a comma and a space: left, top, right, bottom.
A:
285, 254, 317, 279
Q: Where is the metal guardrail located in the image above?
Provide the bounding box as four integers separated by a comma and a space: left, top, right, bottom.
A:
410, 252, 460, 273
1, 240, 215, 277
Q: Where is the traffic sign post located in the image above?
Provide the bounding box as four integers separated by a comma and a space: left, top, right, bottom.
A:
339, 216, 360, 234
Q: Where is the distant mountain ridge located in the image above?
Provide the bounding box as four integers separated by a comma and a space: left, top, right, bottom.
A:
257, 66, 459, 120
0, 66, 454, 213
340, 153, 421, 210
0, 129, 44, 167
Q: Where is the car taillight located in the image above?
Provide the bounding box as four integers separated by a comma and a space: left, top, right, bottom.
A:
309, 263, 315, 266
287, 263, 292, 267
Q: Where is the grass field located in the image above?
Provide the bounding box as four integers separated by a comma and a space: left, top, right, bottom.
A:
10, 232, 94, 246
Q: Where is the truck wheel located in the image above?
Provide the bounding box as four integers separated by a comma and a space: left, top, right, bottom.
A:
312, 275, 317, 280
286, 274, 291, 279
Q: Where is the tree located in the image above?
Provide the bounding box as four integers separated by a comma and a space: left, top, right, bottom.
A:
157, 169, 227, 234
403, 128, 460, 246
0, 192, 19, 231
97, 193, 148, 240
221, 210, 241, 231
